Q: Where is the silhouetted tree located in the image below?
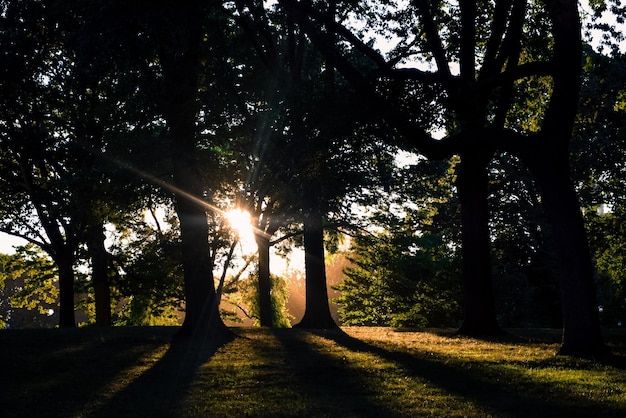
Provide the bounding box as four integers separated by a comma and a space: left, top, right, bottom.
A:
232, 0, 395, 328
0, 1, 85, 326
282, 0, 606, 354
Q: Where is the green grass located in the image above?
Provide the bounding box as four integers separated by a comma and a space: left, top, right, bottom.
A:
1, 327, 625, 417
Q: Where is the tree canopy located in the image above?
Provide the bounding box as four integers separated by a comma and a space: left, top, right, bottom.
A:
0, 0, 624, 356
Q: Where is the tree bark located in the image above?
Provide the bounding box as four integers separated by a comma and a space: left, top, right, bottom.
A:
456, 151, 501, 336
255, 232, 273, 326
157, 0, 230, 342
57, 248, 76, 327
526, 153, 605, 356
524, 0, 605, 356
87, 225, 111, 327
167, 69, 226, 339
175, 191, 224, 338
294, 204, 336, 329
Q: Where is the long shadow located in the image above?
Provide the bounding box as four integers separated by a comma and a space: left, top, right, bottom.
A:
459, 327, 626, 369
2, 327, 179, 418
87, 329, 235, 418
308, 328, 626, 417
451, 327, 626, 369
266, 328, 404, 417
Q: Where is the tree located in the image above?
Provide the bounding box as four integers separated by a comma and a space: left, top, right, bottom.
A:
80, 0, 245, 339
335, 154, 461, 327
337, 227, 461, 328
149, 1, 230, 340
572, 46, 626, 328
283, 0, 606, 354
0, 246, 59, 328
0, 1, 85, 327
251, 201, 294, 326
105, 204, 185, 326
228, 273, 292, 327
231, 0, 396, 328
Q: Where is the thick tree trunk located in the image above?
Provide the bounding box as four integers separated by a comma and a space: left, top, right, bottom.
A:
171, 124, 229, 340
167, 84, 226, 339
527, 153, 605, 356
456, 152, 501, 336
158, 0, 230, 343
255, 233, 273, 326
523, 0, 604, 356
175, 193, 225, 338
87, 225, 111, 327
57, 249, 76, 328
294, 206, 336, 329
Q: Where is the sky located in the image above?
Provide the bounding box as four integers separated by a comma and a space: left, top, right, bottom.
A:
581, 0, 626, 54
0, 232, 26, 255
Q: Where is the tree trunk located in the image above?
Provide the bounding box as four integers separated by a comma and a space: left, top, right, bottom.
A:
167, 75, 226, 339
87, 225, 111, 327
456, 152, 501, 336
527, 153, 605, 356
255, 232, 273, 326
57, 248, 76, 327
171, 133, 229, 340
524, 0, 604, 356
157, 0, 230, 342
175, 192, 225, 339
294, 205, 336, 329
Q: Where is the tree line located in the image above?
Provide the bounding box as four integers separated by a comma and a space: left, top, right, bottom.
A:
0, 0, 624, 356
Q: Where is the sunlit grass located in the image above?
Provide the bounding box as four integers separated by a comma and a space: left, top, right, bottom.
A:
2, 327, 625, 417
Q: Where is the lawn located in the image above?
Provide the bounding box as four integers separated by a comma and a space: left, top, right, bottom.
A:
1, 326, 625, 417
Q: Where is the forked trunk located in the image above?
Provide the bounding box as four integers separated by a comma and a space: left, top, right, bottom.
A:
527, 153, 605, 356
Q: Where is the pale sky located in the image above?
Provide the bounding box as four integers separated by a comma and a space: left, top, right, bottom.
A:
0, 232, 27, 255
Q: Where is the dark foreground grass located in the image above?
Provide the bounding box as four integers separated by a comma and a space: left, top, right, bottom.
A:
1, 327, 625, 417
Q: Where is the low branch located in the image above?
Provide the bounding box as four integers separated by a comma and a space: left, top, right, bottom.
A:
269, 229, 302, 246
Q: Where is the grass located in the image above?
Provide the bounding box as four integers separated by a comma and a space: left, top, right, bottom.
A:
1, 327, 625, 417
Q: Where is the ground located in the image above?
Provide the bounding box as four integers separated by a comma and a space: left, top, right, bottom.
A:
1, 326, 625, 417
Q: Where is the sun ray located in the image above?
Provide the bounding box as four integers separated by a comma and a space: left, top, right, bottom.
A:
90, 146, 272, 240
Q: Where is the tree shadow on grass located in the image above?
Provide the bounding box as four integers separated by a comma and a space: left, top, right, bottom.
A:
423, 327, 626, 369
307, 328, 626, 418
1, 327, 180, 418
87, 329, 234, 418
266, 328, 403, 417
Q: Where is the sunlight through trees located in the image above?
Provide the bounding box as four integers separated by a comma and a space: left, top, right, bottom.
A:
0, 0, 624, 357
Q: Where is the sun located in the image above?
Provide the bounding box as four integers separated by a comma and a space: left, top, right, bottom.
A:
225, 209, 254, 240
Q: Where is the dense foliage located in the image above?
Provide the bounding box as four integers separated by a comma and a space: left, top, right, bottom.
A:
0, 0, 624, 355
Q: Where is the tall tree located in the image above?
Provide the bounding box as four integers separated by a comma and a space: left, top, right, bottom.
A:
232, 0, 398, 328
573, 46, 626, 328
282, 0, 605, 354
0, 0, 85, 327
73, 0, 238, 338
151, 0, 230, 340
